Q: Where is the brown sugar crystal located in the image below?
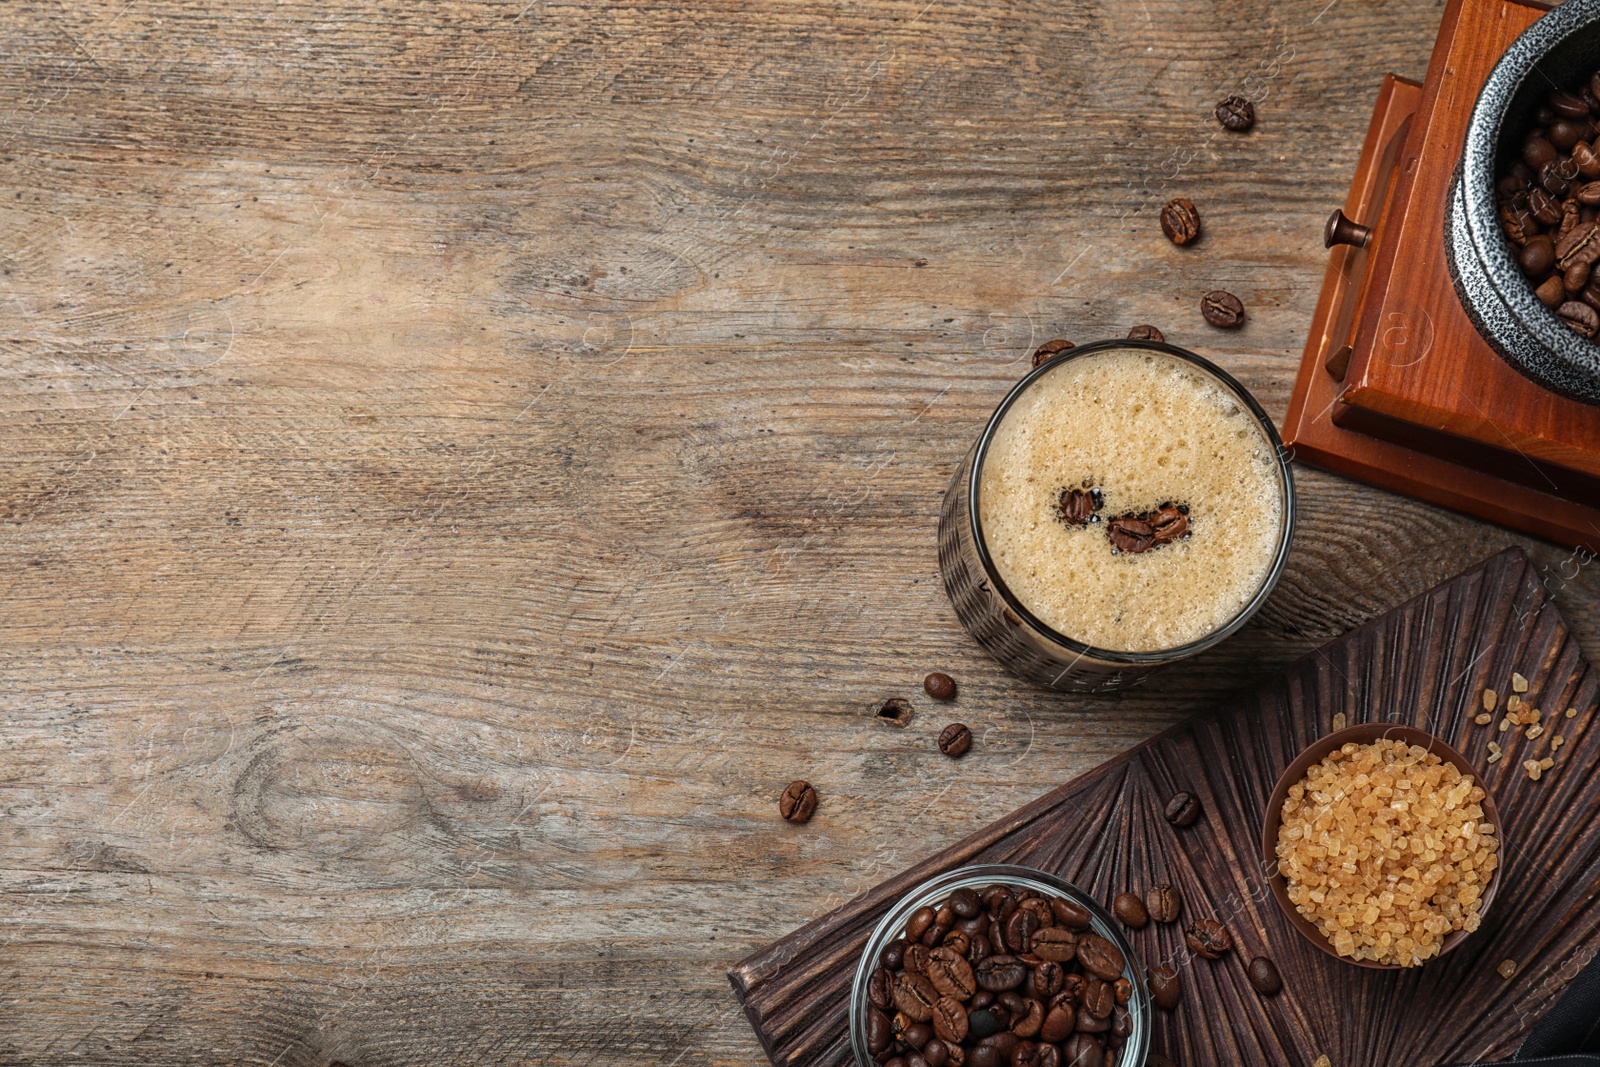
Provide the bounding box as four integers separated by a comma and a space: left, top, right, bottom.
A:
1275, 738, 1498, 967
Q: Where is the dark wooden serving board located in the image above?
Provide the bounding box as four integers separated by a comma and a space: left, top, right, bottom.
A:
728, 548, 1600, 1067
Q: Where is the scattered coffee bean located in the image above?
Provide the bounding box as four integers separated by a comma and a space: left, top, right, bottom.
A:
938, 723, 973, 758
1111, 892, 1148, 929
1215, 95, 1256, 132
924, 672, 958, 701
780, 780, 817, 822
1031, 339, 1073, 368
1148, 963, 1181, 1010
1246, 955, 1282, 996
1164, 791, 1202, 827
1201, 289, 1246, 328
872, 884, 1138, 1067
1146, 883, 1182, 924
1184, 918, 1232, 959
1160, 198, 1201, 246
1127, 324, 1165, 342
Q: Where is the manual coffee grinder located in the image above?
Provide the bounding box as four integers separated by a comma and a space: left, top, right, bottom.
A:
1286, 0, 1600, 551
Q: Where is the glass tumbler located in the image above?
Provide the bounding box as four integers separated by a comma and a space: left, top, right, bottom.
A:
936, 339, 1295, 693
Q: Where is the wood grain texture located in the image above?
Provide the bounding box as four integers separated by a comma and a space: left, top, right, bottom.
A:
4, 1, 1600, 1064
732, 549, 1600, 1067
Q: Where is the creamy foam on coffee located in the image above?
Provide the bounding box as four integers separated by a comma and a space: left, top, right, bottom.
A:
978, 347, 1283, 653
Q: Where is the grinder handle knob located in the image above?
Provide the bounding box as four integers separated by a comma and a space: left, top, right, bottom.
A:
1325, 209, 1372, 249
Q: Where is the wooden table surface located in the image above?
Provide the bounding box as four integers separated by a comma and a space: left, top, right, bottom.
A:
2, 2, 1596, 1064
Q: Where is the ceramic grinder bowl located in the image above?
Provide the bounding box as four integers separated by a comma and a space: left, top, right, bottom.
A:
1449, 0, 1600, 402
849, 864, 1150, 1067
1261, 723, 1503, 970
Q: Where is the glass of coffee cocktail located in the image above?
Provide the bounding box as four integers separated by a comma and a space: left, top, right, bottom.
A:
937, 339, 1295, 692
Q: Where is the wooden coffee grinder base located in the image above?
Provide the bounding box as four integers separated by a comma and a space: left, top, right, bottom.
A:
1283, 0, 1600, 552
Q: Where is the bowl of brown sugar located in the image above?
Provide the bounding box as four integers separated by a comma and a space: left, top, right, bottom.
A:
1262, 724, 1502, 969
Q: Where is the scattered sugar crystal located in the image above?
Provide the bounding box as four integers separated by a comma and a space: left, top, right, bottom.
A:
1314, 1057, 1332, 1067
1553, 736, 1565, 749
1540, 757, 1554, 770
1567, 707, 1579, 719
1500, 718, 1512, 732
1333, 712, 1347, 731
1527, 724, 1544, 740
1475, 713, 1493, 726
1508, 695, 1523, 714
1498, 958, 1518, 979
1512, 673, 1529, 692
1483, 688, 1497, 712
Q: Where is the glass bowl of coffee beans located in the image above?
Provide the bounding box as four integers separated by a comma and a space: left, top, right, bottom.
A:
850, 864, 1150, 1067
